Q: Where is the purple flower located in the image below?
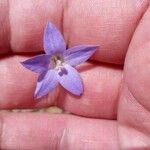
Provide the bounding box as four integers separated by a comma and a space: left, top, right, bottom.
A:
21, 22, 98, 99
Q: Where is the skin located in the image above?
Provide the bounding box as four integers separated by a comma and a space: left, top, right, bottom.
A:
0, 0, 150, 149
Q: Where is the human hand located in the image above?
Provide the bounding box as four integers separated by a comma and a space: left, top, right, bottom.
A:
0, 0, 150, 149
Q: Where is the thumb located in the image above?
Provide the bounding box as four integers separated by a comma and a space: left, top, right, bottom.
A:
118, 5, 150, 150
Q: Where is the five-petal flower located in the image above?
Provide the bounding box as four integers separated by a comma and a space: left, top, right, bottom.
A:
21, 22, 98, 99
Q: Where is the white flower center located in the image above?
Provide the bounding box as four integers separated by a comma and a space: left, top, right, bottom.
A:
51, 55, 64, 70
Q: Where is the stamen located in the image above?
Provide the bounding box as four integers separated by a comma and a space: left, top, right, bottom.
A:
51, 54, 64, 70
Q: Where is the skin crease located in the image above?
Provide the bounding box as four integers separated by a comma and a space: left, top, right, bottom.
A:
0, 0, 150, 149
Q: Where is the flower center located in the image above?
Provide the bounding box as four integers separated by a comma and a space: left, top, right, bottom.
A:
51, 54, 64, 70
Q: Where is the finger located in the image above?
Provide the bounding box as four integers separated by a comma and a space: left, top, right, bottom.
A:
64, 0, 149, 64
0, 55, 58, 108
118, 6, 150, 149
0, 0, 149, 64
124, 6, 150, 111
0, 113, 119, 150
0, 55, 122, 119
0, 0, 10, 53
57, 62, 122, 119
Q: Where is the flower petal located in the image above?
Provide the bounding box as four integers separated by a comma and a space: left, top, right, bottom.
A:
64, 45, 98, 66
35, 69, 58, 99
44, 22, 66, 55
57, 64, 83, 96
21, 54, 50, 74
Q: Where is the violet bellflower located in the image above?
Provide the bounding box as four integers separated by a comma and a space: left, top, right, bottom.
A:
21, 22, 98, 99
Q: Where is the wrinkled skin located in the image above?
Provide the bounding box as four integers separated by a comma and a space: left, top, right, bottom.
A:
0, 0, 150, 149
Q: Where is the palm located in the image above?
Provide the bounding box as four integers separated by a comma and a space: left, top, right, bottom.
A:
0, 0, 150, 149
